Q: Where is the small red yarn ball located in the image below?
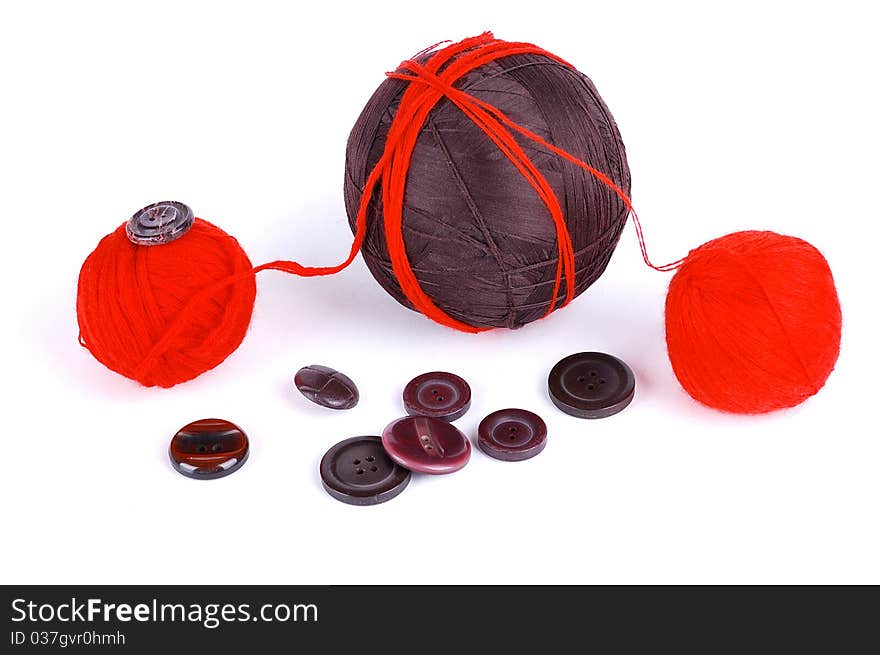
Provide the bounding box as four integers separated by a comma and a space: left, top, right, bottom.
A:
77, 219, 256, 388
665, 230, 841, 414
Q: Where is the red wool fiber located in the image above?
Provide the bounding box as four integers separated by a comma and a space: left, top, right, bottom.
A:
77, 219, 256, 387
74, 35, 843, 414
665, 231, 841, 413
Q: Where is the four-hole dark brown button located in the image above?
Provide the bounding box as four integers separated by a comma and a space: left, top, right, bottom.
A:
548, 352, 635, 419
320, 436, 411, 506
403, 371, 471, 421
382, 416, 471, 474
169, 418, 249, 480
478, 409, 547, 461
295, 365, 359, 410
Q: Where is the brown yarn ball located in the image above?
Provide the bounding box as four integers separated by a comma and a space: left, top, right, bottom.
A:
344, 51, 631, 329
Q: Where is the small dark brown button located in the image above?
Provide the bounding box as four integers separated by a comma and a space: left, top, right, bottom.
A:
548, 352, 635, 419
382, 416, 471, 474
403, 371, 471, 421
478, 409, 547, 461
295, 365, 359, 410
320, 436, 411, 506
169, 418, 249, 480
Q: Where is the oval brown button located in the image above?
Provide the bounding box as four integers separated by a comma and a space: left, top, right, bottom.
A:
295, 365, 359, 410
382, 416, 471, 474
478, 408, 547, 461
403, 371, 471, 421
169, 418, 249, 479
320, 436, 411, 506
548, 352, 635, 418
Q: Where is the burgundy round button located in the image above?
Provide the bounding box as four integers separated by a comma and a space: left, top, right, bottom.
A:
403, 371, 471, 421
548, 352, 636, 419
320, 436, 411, 506
169, 418, 249, 480
478, 409, 547, 462
381, 416, 471, 475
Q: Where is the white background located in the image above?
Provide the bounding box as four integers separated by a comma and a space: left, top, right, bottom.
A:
1, 1, 877, 585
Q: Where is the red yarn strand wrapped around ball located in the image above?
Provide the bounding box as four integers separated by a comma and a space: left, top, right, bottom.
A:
78, 33, 642, 388
345, 32, 632, 330
76, 34, 842, 414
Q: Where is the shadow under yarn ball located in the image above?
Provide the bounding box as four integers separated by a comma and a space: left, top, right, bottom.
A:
344, 53, 631, 330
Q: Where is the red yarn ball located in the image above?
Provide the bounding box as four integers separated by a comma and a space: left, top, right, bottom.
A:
665, 231, 841, 414
77, 219, 256, 387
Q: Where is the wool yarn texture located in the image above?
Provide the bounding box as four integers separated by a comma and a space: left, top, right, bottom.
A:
76, 32, 841, 415
77, 33, 636, 386
77, 219, 256, 388
665, 231, 841, 414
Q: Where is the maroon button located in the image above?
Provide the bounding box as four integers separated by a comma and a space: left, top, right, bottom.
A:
294, 364, 359, 410
320, 436, 411, 506
381, 416, 471, 474
169, 418, 249, 480
403, 371, 471, 421
478, 409, 547, 462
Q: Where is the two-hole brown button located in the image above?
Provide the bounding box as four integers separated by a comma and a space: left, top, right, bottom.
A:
478, 409, 547, 461
169, 418, 249, 480
403, 371, 471, 421
381, 416, 471, 474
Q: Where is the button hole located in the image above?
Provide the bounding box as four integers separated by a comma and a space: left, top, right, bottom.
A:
353, 459, 361, 465
356, 468, 365, 475
366, 456, 375, 462
577, 376, 586, 383
370, 466, 378, 472
590, 371, 597, 377
197, 445, 207, 453
599, 378, 606, 384
587, 384, 595, 390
